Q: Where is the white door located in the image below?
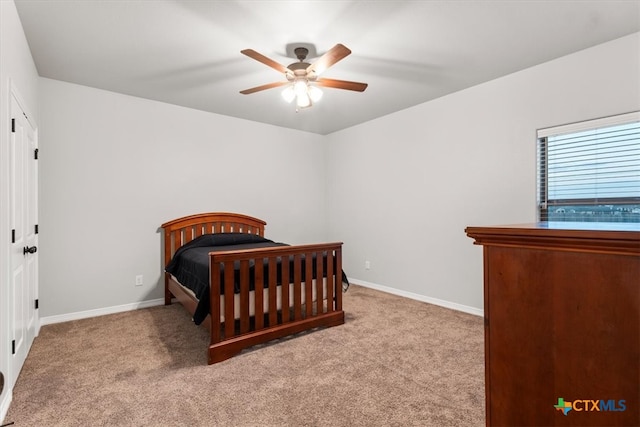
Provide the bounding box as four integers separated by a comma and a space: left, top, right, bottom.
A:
9, 93, 38, 387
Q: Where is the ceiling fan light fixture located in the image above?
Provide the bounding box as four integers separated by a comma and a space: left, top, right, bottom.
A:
293, 80, 308, 96
282, 79, 322, 108
308, 85, 323, 103
296, 91, 311, 108
281, 85, 295, 103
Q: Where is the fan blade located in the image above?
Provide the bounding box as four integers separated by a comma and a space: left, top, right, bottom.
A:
241, 49, 289, 74
240, 81, 289, 95
315, 78, 368, 92
306, 44, 351, 76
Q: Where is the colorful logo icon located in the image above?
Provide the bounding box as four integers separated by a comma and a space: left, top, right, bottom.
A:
555, 398, 572, 415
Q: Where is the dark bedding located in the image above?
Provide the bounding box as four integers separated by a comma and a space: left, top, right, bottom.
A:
165, 233, 348, 325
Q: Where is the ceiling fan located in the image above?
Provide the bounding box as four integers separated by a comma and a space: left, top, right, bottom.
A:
240, 43, 368, 109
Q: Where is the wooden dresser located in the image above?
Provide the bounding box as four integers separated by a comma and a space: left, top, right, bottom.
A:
466, 222, 639, 427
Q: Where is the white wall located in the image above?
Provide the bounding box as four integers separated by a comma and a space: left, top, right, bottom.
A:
0, 0, 40, 421
39, 33, 640, 321
326, 32, 640, 312
39, 78, 326, 318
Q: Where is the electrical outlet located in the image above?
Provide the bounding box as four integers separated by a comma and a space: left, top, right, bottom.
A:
365, 260, 371, 270
135, 274, 143, 286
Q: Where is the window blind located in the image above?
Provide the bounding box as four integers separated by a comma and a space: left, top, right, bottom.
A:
537, 112, 640, 222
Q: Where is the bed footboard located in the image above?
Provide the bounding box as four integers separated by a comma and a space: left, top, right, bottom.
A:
208, 242, 344, 364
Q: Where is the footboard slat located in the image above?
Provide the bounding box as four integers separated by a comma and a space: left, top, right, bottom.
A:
224, 263, 235, 338
239, 260, 250, 334
268, 257, 278, 326
316, 251, 324, 314
254, 259, 265, 330
293, 254, 303, 321
305, 253, 313, 317
281, 259, 290, 323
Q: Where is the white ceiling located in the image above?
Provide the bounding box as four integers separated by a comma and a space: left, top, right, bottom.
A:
14, 0, 640, 135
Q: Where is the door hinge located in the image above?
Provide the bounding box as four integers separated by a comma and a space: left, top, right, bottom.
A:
35, 224, 39, 234
34, 148, 39, 160
35, 299, 39, 310
12, 340, 16, 355
11, 118, 15, 133
11, 229, 15, 243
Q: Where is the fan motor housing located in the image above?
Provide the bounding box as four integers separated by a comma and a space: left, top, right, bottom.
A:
289, 46, 311, 73
288, 62, 310, 71
294, 47, 309, 60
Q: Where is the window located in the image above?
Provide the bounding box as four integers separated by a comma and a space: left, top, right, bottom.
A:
537, 112, 640, 223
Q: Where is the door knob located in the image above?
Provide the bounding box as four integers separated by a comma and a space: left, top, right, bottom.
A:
23, 246, 37, 255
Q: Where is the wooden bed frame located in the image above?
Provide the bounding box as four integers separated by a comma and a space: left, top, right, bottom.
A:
161, 212, 345, 364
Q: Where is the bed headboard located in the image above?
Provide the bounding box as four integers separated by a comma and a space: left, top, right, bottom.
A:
161, 212, 267, 264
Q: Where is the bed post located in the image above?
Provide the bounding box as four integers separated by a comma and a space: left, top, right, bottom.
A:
335, 245, 343, 311
164, 228, 173, 305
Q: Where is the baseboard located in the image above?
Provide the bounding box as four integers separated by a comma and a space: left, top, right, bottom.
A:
39, 298, 166, 327
349, 278, 484, 317
0, 390, 11, 426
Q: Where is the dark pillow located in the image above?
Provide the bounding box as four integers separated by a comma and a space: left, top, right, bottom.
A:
190, 232, 271, 248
